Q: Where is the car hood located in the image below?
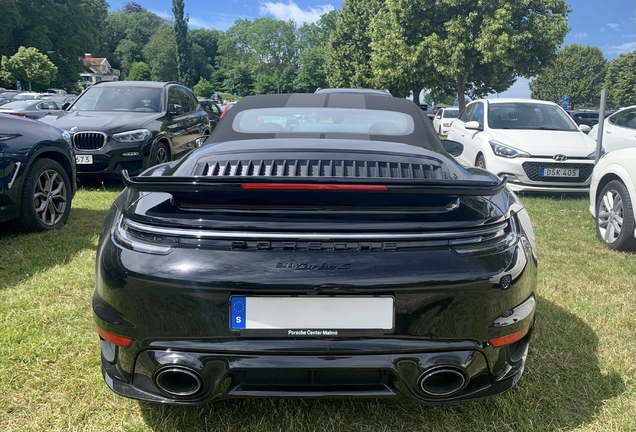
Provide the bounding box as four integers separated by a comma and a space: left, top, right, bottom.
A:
40, 111, 159, 134
489, 129, 597, 157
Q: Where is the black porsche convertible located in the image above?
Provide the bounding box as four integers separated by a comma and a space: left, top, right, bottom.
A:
93, 92, 537, 405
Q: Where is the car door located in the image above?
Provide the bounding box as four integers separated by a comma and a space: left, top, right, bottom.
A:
603, 108, 636, 152
203, 101, 221, 131
433, 109, 443, 133
164, 86, 192, 158
448, 103, 479, 166
176, 87, 206, 155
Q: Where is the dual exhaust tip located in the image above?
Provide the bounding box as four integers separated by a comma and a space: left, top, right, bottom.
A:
154, 364, 467, 399
417, 366, 467, 397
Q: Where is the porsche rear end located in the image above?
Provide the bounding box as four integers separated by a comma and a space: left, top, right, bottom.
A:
93, 141, 537, 405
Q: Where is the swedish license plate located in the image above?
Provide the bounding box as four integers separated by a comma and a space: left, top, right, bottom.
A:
75, 155, 93, 164
540, 167, 578, 177
230, 296, 394, 332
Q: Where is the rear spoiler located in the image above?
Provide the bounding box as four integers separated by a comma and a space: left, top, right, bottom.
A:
122, 171, 508, 197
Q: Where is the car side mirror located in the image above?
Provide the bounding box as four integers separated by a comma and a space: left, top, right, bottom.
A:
170, 104, 184, 116
579, 124, 591, 133
465, 121, 482, 130
442, 140, 464, 157
62, 102, 70, 110
194, 136, 207, 148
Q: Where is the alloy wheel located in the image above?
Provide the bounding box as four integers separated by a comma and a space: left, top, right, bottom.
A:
597, 188, 623, 243
155, 146, 168, 164
33, 169, 68, 226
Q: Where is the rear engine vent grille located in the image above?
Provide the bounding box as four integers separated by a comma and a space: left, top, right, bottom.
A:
203, 159, 445, 179
73, 132, 107, 150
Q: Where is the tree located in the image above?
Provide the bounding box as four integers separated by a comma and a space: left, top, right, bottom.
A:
1, 46, 57, 91
172, 0, 194, 86
102, 8, 164, 78
193, 77, 214, 97
143, 25, 178, 82
604, 51, 636, 108
325, 0, 383, 89
369, 0, 570, 111
126, 61, 151, 81
294, 10, 338, 92
529, 45, 606, 109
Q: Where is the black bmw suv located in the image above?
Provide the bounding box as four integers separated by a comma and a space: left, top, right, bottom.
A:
43, 81, 210, 178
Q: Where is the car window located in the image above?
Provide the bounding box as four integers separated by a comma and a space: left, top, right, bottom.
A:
168, 87, 181, 112
71, 86, 163, 112
233, 108, 415, 135
487, 102, 578, 131
443, 109, 459, 119
458, 104, 476, 122
610, 108, 636, 129
177, 88, 197, 114
471, 103, 484, 124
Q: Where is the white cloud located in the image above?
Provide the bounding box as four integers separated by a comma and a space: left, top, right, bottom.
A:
607, 23, 620, 30
604, 41, 636, 56
574, 32, 588, 39
149, 9, 243, 30
259, 1, 334, 25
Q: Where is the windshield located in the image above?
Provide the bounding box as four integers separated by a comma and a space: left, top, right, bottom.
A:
488, 103, 578, 131
70, 86, 163, 112
233, 108, 414, 135
443, 109, 459, 119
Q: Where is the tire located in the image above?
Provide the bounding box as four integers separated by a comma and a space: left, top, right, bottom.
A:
475, 154, 486, 169
596, 180, 636, 252
151, 142, 169, 166
18, 158, 72, 232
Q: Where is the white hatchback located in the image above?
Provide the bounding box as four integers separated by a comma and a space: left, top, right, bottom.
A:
432, 107, 459, 136
589, 147, 636, 251
447, 98, 599, 193
588, 105, 636, 152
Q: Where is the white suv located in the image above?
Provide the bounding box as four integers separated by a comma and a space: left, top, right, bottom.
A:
447, 98, 598, 193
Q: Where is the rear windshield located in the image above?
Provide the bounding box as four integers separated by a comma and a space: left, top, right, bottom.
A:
0, 100, 35, 109
488, 103, 578, 131
233, 108, 414, 135
70, 86, 163, 112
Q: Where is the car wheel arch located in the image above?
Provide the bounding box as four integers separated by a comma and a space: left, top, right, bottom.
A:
19, 147, 75, 194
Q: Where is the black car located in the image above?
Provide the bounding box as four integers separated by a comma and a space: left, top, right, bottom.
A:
94, 92, 537, 405
198, 98, 222, 132
0, 114, 76, 231
43, 81, 210, 178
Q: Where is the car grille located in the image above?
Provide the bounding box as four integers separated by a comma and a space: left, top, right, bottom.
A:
73, 132, 107, 150
203, 158, 446, 180
521, 162, 594, 183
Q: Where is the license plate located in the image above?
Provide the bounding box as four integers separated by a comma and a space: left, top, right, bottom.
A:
230, 296, 394, 331
75, 155, 93, 164
540, 167, 578, 177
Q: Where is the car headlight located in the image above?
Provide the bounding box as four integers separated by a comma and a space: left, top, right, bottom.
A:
489, 140, 531, 159
587, 147, 605, 159
61, 131, 71, 146
113, 129, 152, 143
443, 121, 452, 127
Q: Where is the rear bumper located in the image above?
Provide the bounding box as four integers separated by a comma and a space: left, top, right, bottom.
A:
100, 329, 532, 405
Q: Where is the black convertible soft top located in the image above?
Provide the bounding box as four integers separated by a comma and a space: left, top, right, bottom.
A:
209, 93, 445, 152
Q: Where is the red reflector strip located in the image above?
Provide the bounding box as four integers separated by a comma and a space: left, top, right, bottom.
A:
489, 328, 529, 347
241, 183, 387, 191
9, 112, 28, 117
98, 328, 134, 347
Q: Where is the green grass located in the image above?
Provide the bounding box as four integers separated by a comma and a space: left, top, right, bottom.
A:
0, 190, 634, 431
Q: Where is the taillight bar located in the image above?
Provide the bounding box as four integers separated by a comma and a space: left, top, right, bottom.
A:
489, 327, 529, 347
241, 183, 387, 191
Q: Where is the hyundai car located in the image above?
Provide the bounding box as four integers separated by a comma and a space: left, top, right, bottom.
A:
94, 92, 537, 405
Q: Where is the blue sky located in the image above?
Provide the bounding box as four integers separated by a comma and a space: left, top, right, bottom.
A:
109, 0, 636, 97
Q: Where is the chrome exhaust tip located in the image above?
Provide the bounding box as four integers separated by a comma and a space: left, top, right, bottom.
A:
417, 366, 467, 397
154, 367, 204, 397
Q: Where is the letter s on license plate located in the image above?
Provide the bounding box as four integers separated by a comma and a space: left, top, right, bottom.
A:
540, 167, 579, 177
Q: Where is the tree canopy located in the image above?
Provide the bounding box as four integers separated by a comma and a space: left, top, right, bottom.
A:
529, 45, 607, 109
1, 46, 58, 91
604, 51, 636, 108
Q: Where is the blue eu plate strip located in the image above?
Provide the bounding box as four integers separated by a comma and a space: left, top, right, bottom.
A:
231, 296, 246, 329
540, 168, 545, 176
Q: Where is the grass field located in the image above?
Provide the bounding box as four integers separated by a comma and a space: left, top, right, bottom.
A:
0, 187, 634, 431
